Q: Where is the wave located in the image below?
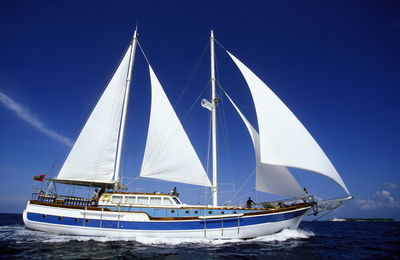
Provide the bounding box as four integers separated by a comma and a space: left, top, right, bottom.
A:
0, 225, 314, 246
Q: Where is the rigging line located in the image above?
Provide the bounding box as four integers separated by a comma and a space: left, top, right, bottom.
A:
137, 40, 150, 65
214, 39, 228, 53
230, 188, 257, 207
311, 202, 345, 221
174, 40, 210, 107
231, 168, 256, 204
123, 176, 141, 187
181, 81, 210, 121
218, 90, 234, 181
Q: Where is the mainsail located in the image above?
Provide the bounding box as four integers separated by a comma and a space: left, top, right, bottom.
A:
227, 51, 350, 195
140, 66, 211, 187
55, 46, 133, 187
224, 92, 304, 198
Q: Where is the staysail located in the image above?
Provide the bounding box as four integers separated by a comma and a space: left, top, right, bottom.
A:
224, 92, 304, 197
227, 51, 350, 195
140, 65, 211, 187
55, 46, 133, 187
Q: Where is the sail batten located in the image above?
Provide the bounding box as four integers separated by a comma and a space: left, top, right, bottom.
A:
55, 46, 133, 185
227, 51, 350, 195
140, 65, 211, 187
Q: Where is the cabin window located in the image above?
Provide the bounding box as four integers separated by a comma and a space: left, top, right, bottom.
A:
221, 211, 225, 214
111, 196, 123, 204
163, 198, 174, 206
185, 210, 189, 214
208, 211, 212, 214
125, 196, 136, 204
194, 211, 198, 214
171, 210, 175, 213
150, 197, 162, 206
173, 197, 181, 204
137, 196, 149, 205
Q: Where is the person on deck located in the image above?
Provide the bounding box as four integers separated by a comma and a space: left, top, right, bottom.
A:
247, 197, 255, 208
92, 189, 99, 200
171, 187, 179, 197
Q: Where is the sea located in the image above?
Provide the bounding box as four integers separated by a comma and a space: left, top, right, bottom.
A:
0, 213, 399, 259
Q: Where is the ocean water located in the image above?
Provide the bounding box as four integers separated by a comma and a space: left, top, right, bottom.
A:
0, 213, 399, 259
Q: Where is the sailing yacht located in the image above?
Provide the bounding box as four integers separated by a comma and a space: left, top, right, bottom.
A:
23, 30, 351, 239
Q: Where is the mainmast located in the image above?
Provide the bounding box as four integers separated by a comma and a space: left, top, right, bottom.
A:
210, 30, 218, 206
114, 29, 138, 188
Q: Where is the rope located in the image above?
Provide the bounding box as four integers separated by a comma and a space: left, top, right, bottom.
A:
230, 168, 256, 204
174, 41, 210, 107
311, 201, 345, 221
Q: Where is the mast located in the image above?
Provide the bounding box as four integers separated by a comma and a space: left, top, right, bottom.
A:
114, 29, 138, 188
210, 30, 218, 206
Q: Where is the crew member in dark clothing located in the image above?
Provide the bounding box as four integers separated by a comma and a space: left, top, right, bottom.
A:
247, 197, 255, 208
171, 187, 179, 197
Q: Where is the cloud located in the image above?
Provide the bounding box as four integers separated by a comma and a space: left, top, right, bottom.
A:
0, 91, 72, 146
355, 190, 399, 210
384, 182, 397, 189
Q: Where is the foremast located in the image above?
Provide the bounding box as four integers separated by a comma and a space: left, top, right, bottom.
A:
114, 30, 138, 189
210, 30, 218, 206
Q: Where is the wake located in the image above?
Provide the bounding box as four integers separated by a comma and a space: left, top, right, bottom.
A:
1, 225, 314, 246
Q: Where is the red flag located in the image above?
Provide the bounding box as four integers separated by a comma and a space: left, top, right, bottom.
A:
33, 174, 45, 182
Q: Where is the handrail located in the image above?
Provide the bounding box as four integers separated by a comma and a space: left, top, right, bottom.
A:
31, 193, 95, 207
244, 195, 315, 209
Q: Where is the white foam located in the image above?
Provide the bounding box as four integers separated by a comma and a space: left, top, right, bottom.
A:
249, 228, 314, 242
5, 226, 314, 246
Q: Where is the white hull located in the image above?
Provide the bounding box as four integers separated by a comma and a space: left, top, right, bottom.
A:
23, 202, 311, 239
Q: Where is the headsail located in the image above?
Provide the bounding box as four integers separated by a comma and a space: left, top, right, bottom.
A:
227, 51, 349, 195
224, 92, 304, 198
55, 46, 133, 187
140, 65, 211, 187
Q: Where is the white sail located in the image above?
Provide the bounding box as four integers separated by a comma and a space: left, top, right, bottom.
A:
224, 92, 304, 197
140, 65, 211, 187
227, 51, 350, 195
55, 46, 133, 186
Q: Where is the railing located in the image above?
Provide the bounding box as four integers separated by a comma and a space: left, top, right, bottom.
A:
248, 195, 315, 210
32, 193, 95, 207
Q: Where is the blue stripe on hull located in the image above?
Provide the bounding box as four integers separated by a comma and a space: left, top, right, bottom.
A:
26, 208, 308, 231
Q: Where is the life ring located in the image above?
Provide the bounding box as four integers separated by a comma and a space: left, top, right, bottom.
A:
102, 194, 111, 202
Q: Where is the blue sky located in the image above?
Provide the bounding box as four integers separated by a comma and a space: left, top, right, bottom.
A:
0, 0, 399, 220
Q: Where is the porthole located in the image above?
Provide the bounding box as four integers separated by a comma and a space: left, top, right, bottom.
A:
208, 211, 212, 214
233, 211, 237, 214
221, 211, 225, 214
42, 214, 46, 219
74, 218, 78, 223
185, 210, 189, 214
171, 210, 175, 213
108, 225, 111, 228
85, 219, 90, 223
194, 211, 198, 214
58, 216, 62, 220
